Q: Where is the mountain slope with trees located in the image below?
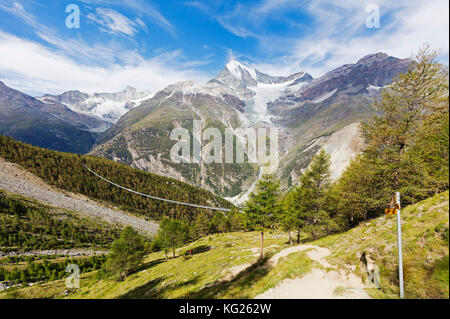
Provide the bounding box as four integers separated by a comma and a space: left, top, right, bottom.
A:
0, 190, 121, 253
0, 135, 232, 223
0, 47, 447, 300
334, 47, 449, 227
277, 47, 448, 242
90, 53, 411, 199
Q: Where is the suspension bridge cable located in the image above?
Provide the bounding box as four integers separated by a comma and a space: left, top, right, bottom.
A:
82, 165, 232, 212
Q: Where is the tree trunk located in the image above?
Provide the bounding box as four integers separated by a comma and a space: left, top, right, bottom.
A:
260, 231, 264, 260
173, 247, 176, 258
288, 230, 293, 245
296, 229, 301, 244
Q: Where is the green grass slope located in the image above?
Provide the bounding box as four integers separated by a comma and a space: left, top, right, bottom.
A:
1, 231, 316, 299
2, 192, 447, 299
315, 191, 449, 299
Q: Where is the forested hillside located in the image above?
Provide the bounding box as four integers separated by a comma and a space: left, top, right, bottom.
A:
0, 190, 121, 252
0, 135, 232, 222
279, 47, 449, 242
0, 190, 119, 288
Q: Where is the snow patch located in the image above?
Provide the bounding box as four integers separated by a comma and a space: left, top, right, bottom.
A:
311, 89, 337, 104
285, 81, 307, 92
367, 84, 387, 91
245, 78, 299, 124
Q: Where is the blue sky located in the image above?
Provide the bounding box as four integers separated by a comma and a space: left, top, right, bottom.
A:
0, 0, 448, 95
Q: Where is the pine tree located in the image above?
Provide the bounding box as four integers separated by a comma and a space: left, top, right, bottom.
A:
243, 174, 280, 260
292, 149, 332, 241
210, 212, 229, 234
194, 212, 210, 237
279, 190, 298, 244
103, 226, 147, 281
362, 46, 448, 200
408, 57, 449, 194
227, 208, 244, 232
20, 270, 28, 284
156, 217, 190, 258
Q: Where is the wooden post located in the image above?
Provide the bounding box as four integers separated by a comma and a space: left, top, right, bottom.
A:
396, 192, 404, 298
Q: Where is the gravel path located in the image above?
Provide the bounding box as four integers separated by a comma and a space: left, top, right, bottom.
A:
0, 249, 109, 258
0, 158, 158, 235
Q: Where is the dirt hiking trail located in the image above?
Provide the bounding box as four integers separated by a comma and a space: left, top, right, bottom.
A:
256, 244, 371, 299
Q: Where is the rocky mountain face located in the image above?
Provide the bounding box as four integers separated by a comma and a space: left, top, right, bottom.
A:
270, 53, 411, 189
90, 60, 315, 197
0, 81, 107, 153
91, 79, 257, 197
39, 86, 153, 125
211, 60, 313, 123
277, 53, 409, 104
91, 53, 411, 200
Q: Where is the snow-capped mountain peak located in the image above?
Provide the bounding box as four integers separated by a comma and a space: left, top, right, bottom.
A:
226, 59, 258, 82
217, 59, 313, 90
39, 86, 153, 126
213, 60, 313, 124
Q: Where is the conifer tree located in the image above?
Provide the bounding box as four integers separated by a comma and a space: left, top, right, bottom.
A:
227, 208, 244, 232
243, 174, 280, 260
292, 149, 332, 241
156, 217, 190, 258
279, 190, 298, 244
210, 211, 229, 233
194, 212, 210, 237
103, 226, 146, 281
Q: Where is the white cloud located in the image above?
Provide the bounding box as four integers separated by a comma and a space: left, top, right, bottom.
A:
190, 0, 449, 77
183, 1, 260, 38
0, 1, 201, 96
80, 0, 175, 36
0, 0, 123, 66
0, 31, 211, 96
280, 0, 450, 77
0, 1, 36, 26
87, 8, 143, 36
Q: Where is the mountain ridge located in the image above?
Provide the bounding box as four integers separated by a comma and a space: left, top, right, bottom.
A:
0, 81, 106, 153
1, 53, 412, 199
90, 53, 410, 198
39, 86, 153, 125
